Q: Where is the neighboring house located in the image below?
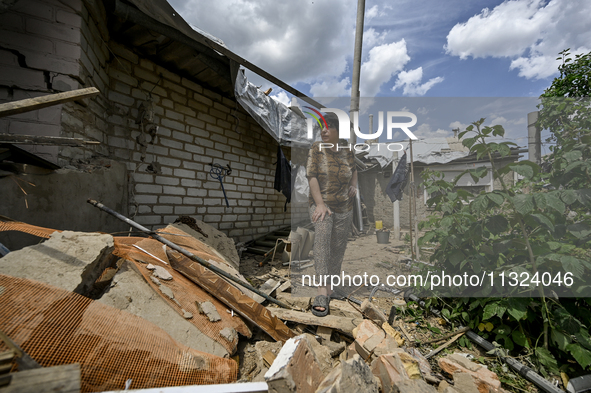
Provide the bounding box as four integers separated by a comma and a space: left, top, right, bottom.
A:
362, 137, 525, 230
0, 0, 315, 248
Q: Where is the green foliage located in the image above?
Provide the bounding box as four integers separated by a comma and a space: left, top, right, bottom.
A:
419, 49, 591, 376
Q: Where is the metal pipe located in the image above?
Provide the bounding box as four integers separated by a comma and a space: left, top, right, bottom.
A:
406, 293, 562, 393
349, 0, 365, 143
87, 199, 292, 309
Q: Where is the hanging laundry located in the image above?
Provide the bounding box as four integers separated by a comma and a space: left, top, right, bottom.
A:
385, 152, 408, 202
274, 145, 291, 211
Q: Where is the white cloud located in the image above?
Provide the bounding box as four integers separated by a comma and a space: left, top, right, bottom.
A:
309, 77, 351, 97
445, 0, 591, 79
449, 121, 469, 132
169, 0, 356, 87
360, 40, 410, 97
366, 5, 379, 19
270, 90, 290, 106
363, 28, 387, 49
392, 67, 444, 96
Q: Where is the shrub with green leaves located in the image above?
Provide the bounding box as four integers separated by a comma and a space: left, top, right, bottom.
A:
418, 50, 591, 377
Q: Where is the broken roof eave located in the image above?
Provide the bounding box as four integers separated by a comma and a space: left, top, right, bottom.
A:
113, 0, 322, 109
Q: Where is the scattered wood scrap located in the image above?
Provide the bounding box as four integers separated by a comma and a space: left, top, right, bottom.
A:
0, 363, 81, 393
0, 135, 100, 146
0, 87, 99, 118
267, 307, 364, 336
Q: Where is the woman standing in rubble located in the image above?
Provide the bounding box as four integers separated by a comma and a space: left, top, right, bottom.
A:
307, 112, 357, 317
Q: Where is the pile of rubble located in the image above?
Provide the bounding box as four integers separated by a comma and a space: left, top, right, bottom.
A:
0, 218, 511, 393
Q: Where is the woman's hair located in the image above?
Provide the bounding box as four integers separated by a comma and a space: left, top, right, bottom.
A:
323, 112, 339, 131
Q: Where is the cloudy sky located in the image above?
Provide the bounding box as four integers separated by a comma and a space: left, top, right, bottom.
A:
169, 0, 590, 144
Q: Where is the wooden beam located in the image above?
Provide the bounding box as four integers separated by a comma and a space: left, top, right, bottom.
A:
0, 363, 80, 393
0, 87, 99, 118
267, 307, 364, 336
0, 134, 100, 146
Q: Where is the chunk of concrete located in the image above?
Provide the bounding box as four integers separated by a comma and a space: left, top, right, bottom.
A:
197, 301, 222, 322
453, 372, 480, 393
276, 292, 311, 310
98, 260, 229, 358
169, 222, 240, 270
397, 379, 438, 393
316, 354, 380, 393
438, 354, 501, 393
361, 299, 388, 324
152, 265, 172, 280
265, 335, 325, 393
330, 299, 363, 319
371, 353, 410, 393
0, 231, 114, 296
220, 327, 237, 343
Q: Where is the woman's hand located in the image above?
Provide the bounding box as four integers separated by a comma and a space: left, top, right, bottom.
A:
313, 204, 332, 222
348, 185, 357, 197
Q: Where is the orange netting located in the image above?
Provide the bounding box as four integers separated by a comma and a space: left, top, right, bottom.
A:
0, 274, 238, 392
0, 221, 61, 238
111, 231, 252, 355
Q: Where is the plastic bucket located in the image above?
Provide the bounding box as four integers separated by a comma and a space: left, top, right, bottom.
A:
375, 220, 383, 229
376, 230, 390, 244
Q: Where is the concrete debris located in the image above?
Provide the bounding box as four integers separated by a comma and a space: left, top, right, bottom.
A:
146, 263, 155, 270
0, 230, 114, 297
453, 372, 480, 393
329, 299, 363, 319
251, 340, 284, 382
98, 260, 229, 358
438, 353, 502, 393
152, 265, 173, 280
265, 335, 325, 393
396, 379, 438, 393
158, 283, 175, 300
170, 222, 240, 270
361, 299, 388, 324
150, 276, 161, 285
182, 310, 193, 319
316, 354, 380, 393
220, 327, 238, 343
383, 322, 405, 346
275, 292, 311, 310
371, 353, 411, 393
197, 301, 222, 322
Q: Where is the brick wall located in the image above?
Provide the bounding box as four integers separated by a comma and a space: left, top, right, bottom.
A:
55, 0, 291, 242
0, 0, 84, 163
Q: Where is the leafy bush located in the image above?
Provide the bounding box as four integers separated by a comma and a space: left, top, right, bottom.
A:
418, 50, 591, 377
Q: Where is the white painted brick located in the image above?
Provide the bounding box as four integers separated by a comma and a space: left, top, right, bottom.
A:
135, 184, 162, 194
135, 215, 161, 225
155, 176, 179, 185
169, 148, 192, 160
159, 196, 182, 204
171, 130, 193, 142
163, 186, 186, 195
56, 9, 81, 27
187, 188, 207, 197
175, 206, 196, 214
180, 178, 201, 187
204, 215, 222, 222
183, 197, 203, 204
165, 109, 183, 121
229, 229, 243, 236
158, 157, 181, 166
153, 205, 173, 214
138, 205, 152, 214
134, 194, 157, 204
173, 168, 195, 178
26, 18, 80, 43
189, 127, 209, 138
183, 161, 203, 170
108, 91, 134, 106
161, 119, 184, 132
204, 198, 221, 206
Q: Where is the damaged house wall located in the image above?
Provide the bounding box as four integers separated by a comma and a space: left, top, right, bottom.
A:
0, 0, 292, 245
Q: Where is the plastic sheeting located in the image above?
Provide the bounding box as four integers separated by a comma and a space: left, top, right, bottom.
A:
234, 71, 317, 147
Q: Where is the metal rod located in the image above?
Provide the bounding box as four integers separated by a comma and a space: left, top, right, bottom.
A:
87, 199, 292, 309
349, 0, 365, 143
407, 293, 562, 393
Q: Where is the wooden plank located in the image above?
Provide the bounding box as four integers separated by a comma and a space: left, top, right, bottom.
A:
257, 279, 281, 303
316, 326, 333, 342
0, 134, 100, 146
0, 87, 99, 118
267, 308, 364, 336
1, 363, 80, 393
167, 250, 294, 342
